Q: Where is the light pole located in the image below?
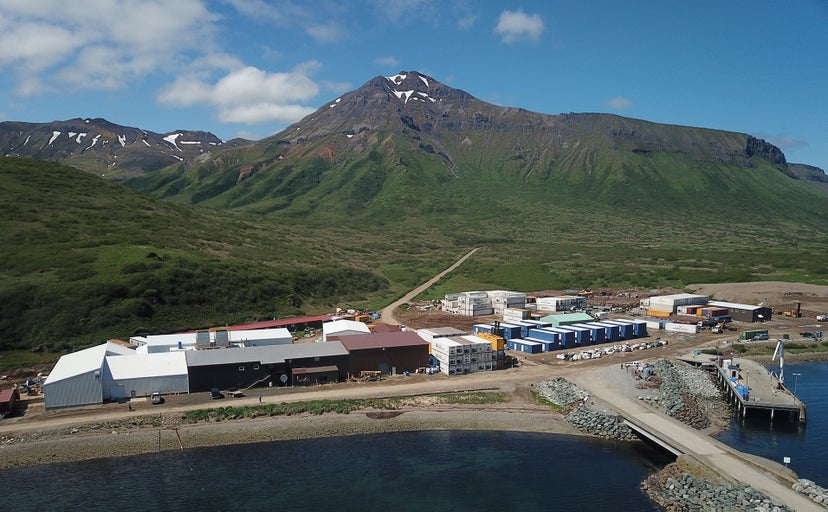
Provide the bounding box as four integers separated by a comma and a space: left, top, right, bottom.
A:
792, 372, 802, 395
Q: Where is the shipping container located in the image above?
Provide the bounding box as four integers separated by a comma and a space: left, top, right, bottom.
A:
571, 323, 606, 344
646, 309, 672, 318
664, 322, 699, 334
602, 320, 634, 340
739, 329, 769, 341
524, 337, 559, 352
591, 322, 621, 342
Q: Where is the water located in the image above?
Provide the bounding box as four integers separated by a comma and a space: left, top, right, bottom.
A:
715, 360, 828, 487
0, 430, 670, 512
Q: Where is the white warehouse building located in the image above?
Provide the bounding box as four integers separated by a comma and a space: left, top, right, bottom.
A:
102, 351, 189, 401
42, 341, 134, 409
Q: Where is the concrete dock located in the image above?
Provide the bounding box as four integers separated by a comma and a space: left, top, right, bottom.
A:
718, 357, 806, 423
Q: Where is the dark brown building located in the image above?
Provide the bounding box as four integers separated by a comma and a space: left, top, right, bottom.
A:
335, 331, 430, 376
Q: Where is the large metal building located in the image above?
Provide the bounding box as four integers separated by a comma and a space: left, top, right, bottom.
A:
322, 319, 371, 342
336, 331, 430, 376
102, 351, 189, 400
184, 342, 349, 392
42, 342, 134, 409
708, 301, 772, 323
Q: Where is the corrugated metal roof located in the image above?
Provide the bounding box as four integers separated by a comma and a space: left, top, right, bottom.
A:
708, 301, 763, 311
185, 341, 347, 367
338, 332, 429, 351
106, 352, 188, 380
44, 342, 133, 385
323, 320, 371, 335
417, 327, 464, 339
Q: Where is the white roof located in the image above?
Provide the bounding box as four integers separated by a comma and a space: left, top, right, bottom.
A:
708, 300, 763, 311
185, 341, 347, 367
323, 320, 371, 336
431, 336, 462, 347
106, 351, 187, 380
230, 328, 291, 341
45, 342, 133, 384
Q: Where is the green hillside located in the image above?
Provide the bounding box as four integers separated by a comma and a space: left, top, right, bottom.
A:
0, 158, 394, 351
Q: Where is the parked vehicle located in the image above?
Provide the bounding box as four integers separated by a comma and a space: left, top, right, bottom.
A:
800, 332, 816, 338
210, 388, 225, 400
150, 392, 164, 405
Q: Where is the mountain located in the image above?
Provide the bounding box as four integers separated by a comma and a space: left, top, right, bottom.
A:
126, 71, 826, 225
0, 118, 252, 179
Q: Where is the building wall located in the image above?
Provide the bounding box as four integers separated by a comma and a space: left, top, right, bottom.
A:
188, 362, 285, 392
104, 374, 190, 400
44, 370, 103, 409
346, 346, 429, 376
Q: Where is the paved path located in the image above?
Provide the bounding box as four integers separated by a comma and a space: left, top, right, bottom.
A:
380, 247, 481, 325
569, 366, 823, 512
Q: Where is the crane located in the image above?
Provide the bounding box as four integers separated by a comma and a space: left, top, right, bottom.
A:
772, 339, 785, 387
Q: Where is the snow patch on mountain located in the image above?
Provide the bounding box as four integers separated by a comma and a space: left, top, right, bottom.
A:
118, 134, 127, 147
85, 134, 100, 150
163, 133, 182, 151
49, 131, 61, 145
386, 73, 407, 85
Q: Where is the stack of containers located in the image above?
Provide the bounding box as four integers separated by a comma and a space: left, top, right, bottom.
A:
502, 307, 531, 323
460, 335, 494, 372
487, 291, 527, 315
430, 337, 464, 375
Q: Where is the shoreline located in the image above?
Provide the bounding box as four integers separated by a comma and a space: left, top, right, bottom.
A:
0, 404, 584, 470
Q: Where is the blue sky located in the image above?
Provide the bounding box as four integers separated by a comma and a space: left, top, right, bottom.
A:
1, 1, 826, 170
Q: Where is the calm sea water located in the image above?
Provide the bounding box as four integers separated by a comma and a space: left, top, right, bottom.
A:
0, 430, 670, 512
715, 360, 828, 487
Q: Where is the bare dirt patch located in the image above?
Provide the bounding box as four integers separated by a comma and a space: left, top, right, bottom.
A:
687, 281, 828, 317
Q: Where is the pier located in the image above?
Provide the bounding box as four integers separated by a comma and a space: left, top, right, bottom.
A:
716, 357, 806, 423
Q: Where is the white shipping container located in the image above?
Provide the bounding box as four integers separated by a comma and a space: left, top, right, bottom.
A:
645, 320, 663, 330
664, 322, 699, 334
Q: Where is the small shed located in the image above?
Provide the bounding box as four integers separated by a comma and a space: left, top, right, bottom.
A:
0, 388, 20, 418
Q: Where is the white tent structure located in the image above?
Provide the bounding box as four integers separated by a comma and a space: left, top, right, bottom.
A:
43, 342, 134, 409
322, 319, 370, 342
102, 351, 189, 400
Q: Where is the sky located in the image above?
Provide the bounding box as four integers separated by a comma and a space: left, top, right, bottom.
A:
1, 0, 827, 170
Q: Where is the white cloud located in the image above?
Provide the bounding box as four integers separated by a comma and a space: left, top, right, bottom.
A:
458, 14, 477, 29
306, 22, 346, 43
0, 0, 218, 95
157, 64, 321, 124
495, 9, 545, 43
606, 96, 632, 110
374, 56, 400, 68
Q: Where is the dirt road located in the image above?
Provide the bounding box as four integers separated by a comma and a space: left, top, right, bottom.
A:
380, 247, 481, 325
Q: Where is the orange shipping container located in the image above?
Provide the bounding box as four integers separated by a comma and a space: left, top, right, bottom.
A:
646, 309, 672, 318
